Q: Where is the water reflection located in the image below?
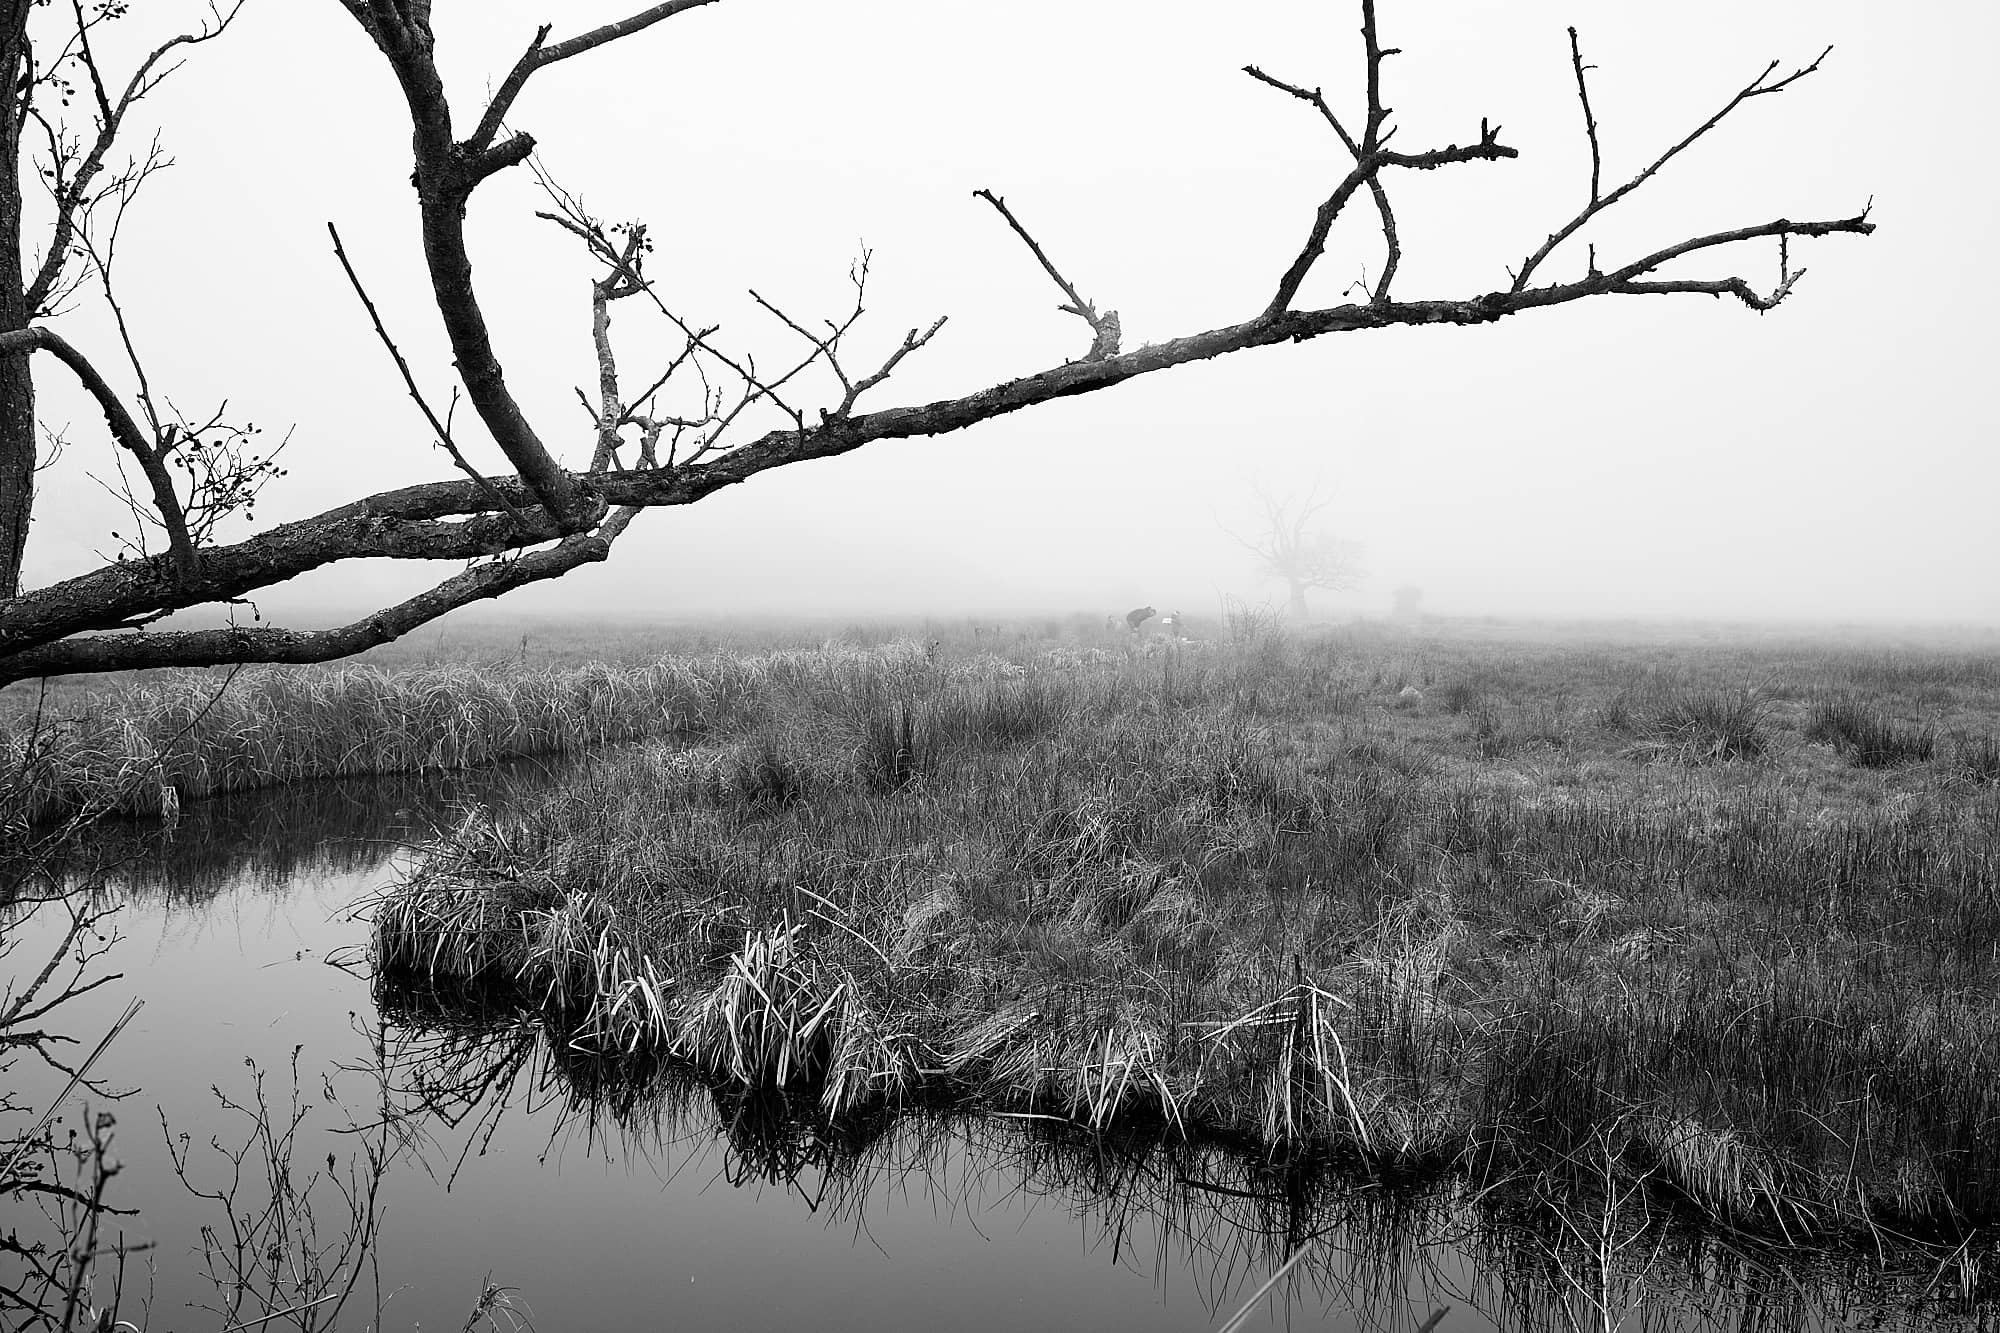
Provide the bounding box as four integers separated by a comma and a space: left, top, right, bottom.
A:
375, 973, 1996, 1333
5, 767, 1997, 1332
80, 757, 583, 903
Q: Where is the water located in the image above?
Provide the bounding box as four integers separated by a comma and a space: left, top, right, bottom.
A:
4, 769, 1987, 1332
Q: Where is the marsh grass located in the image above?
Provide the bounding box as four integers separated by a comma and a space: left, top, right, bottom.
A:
1808, 695, 1940, 767
1, 661, 717, 824
2, 642, 988, 825
723, 732, 818, 811
1952, 730, 2000, 785
1437, 678, 1483, 715
856, 698, 925, 793
357, 619, 2000, 1261
15, 613, 2000, 1262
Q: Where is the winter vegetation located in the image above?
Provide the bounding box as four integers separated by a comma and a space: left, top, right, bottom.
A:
356, 617, 2000, 1260
10, 611, 2000, 1325
28, 615, 1995, 1242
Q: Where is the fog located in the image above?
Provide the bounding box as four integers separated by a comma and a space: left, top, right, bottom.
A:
19, 1, 1997, 627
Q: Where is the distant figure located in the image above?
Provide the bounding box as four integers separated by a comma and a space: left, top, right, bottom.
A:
1125, 605, 1156, 633
1158, 609, 1182, 633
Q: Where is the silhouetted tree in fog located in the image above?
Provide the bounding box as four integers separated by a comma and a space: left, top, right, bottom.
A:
1228, 481, 1365, 621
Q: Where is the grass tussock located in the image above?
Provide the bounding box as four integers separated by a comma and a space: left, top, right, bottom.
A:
1634, 687, 1769, 763
356, 617, 2000, 1258
1807, 695, 1940, 768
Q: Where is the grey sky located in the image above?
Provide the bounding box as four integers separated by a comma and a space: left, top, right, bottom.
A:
22, 1, 1996, 623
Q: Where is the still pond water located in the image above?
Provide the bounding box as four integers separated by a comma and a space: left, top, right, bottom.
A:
8, 765, 1986, 1332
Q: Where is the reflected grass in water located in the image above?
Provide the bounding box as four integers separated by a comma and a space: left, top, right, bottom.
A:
377, 973, 1999, 1331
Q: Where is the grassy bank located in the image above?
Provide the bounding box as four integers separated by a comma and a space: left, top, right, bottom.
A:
372, 620, 2000, 1254
3, 649, 867, 825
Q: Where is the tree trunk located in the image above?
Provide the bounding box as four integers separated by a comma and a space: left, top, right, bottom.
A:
0, 1, 35, 598
1287, 583, 1309, 620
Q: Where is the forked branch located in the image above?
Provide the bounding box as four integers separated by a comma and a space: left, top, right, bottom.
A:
975, 190, 1120, 362
0, 327, 196, 578
1513, 33, 1835, 291
1245, 40, 1515, 317
466, 2, 723, 157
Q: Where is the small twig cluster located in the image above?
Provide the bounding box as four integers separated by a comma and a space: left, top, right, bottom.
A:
532, 160, 949, 481
163, 1046, 390, 1333
95, 409, 289, 568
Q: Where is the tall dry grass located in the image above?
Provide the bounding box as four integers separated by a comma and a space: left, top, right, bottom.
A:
2, 643, 973, 824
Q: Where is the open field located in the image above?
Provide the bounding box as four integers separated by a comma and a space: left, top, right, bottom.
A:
335, 613, 2000, 1260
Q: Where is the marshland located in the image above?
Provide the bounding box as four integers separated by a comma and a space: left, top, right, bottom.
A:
5, 611, 1999, 1330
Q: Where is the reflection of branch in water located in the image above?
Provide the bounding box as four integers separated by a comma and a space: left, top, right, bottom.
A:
373, 971, 1998, 1330
365, 983, 550, 1187
0, 1108, 150, 1333
3, 740, 568, 1329
1, 841, 151, 1331
163, 1040, 393, 1333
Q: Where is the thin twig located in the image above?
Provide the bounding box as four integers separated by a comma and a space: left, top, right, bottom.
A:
1569, 27, 1603, 204
326, 222, 524, 523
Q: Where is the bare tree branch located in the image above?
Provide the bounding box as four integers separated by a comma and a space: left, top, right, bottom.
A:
340, 4, 590, 528
24, 1, 246, 318
1513, 36, 1835, 291
0, 529, 622, 677
0, 199, 1874, 683
466, 2, 722, 157
1, 326, 196, 577
0, 3, 1877, 684
1246, 33, 1515, 318
1569, 27, 1603, 207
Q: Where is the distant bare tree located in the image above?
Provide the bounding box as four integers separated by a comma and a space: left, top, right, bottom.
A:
1227, 482, 1365, 620
0, 1, 1873, 685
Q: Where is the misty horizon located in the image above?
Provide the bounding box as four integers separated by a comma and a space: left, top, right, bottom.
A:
10, 0, 1997, 659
